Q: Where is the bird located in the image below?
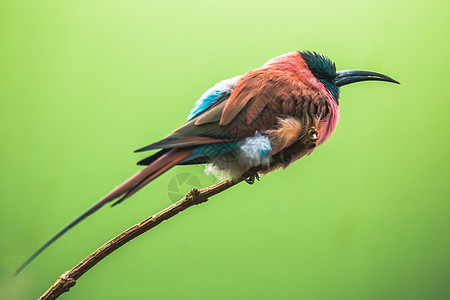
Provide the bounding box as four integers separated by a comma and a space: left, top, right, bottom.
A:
16, 51, 399, 274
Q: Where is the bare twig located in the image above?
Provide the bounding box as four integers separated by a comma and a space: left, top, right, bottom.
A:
39, 177, 244, 300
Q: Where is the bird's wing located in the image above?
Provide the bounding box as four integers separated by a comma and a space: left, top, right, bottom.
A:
181, 70, 300, 137
163, 72, 285, 144
138, 69, 331, 153
219, 71, 278, 126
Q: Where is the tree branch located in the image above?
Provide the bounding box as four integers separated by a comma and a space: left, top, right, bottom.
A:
39, 177, 244, 300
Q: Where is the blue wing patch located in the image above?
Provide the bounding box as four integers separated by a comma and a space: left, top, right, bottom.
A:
182, 132, 272, 164
181, 142, 239, 163
190, 142, 239, 157
187, 75, 242, 121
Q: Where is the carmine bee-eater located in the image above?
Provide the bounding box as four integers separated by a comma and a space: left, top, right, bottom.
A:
17, 51, 399, 274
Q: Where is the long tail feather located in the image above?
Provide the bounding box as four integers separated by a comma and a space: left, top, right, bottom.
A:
137, 149, 171, 166
111, 148, 193, 206
16, 148, 193, 275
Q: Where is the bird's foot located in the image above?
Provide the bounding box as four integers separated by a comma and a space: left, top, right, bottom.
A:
304, 127, 318, 149
243, 172, 260, 185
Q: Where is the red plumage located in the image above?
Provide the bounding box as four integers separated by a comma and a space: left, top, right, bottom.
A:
22, 50, 399, 274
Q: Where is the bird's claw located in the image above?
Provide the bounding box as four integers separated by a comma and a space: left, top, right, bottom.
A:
304, 127, 319, 149
243, 173, 260, 185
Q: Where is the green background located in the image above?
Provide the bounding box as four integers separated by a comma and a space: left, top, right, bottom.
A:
1, 0, 449, 299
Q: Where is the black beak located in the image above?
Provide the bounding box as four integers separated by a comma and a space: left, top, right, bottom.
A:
334, 70, 399, 87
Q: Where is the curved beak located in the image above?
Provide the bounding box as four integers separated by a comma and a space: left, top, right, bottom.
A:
335, 70, 400, 87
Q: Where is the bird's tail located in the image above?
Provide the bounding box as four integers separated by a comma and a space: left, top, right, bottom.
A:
15, 148, 193, 275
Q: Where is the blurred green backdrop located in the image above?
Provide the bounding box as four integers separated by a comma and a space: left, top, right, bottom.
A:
1, 0, 449, 299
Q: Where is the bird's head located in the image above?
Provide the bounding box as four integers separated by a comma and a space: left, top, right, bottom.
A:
299, 51, 399, 104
